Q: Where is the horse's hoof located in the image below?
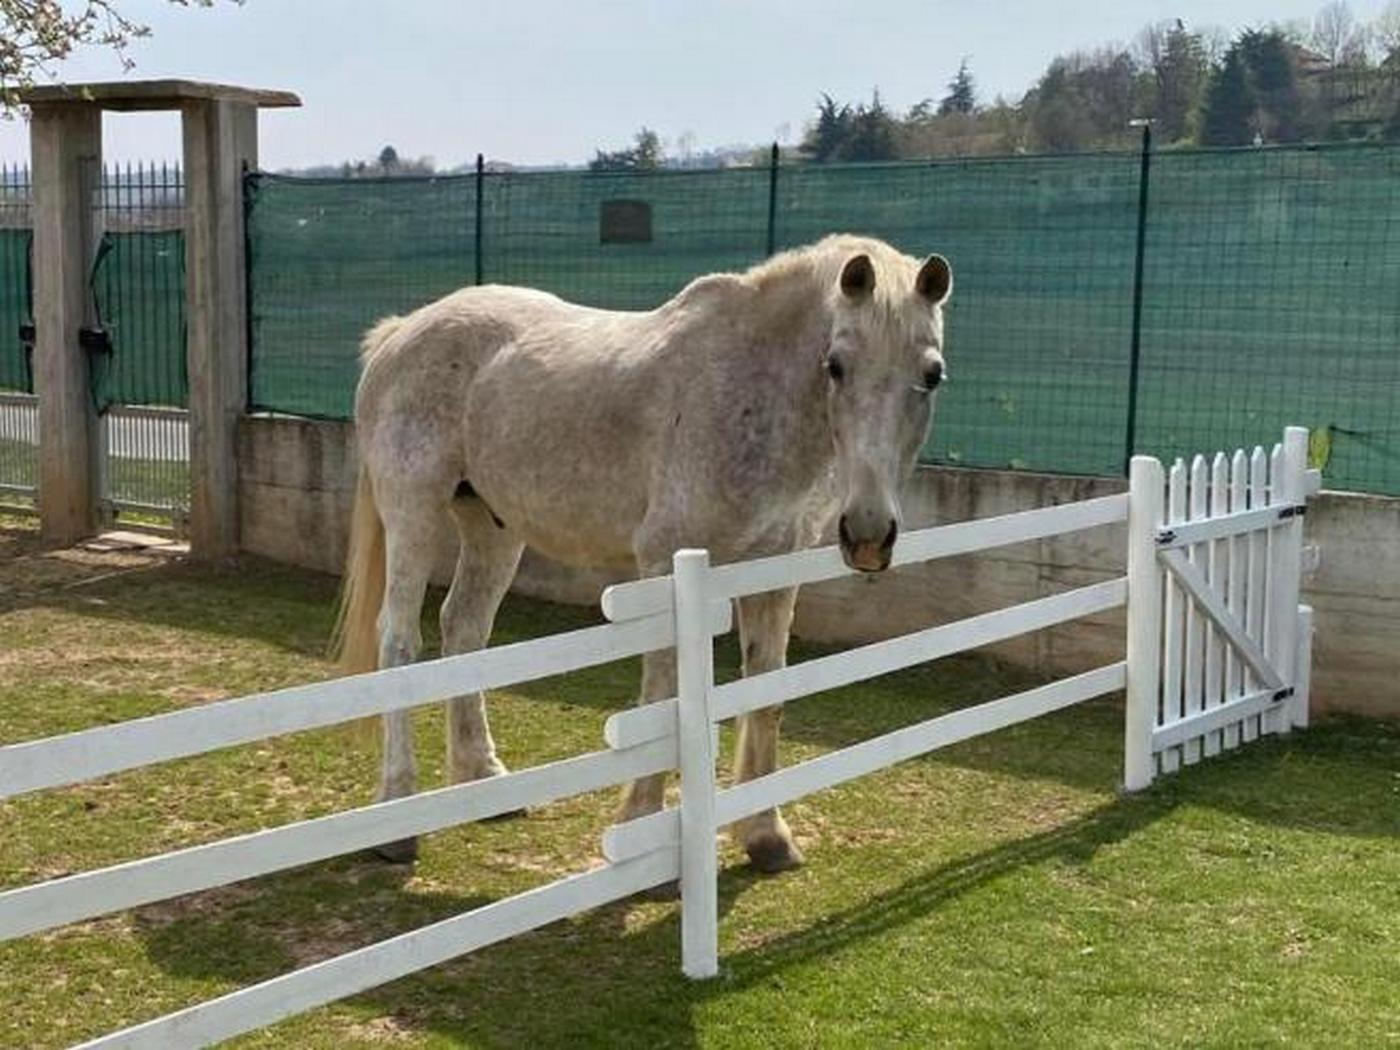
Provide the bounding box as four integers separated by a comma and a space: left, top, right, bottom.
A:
746, 833, 804, 874
370, 836, 419, 865
638, 879, 680, 902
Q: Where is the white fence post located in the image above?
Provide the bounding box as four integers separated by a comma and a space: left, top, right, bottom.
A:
1272, 426, 1308, 735
674, 548, 719, 979
1124, 455, 1164, 791
1294, 604, 1314, 731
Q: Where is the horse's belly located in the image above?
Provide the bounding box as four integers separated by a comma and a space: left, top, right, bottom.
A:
461, 339, 658, 570
467, 453, 647, 571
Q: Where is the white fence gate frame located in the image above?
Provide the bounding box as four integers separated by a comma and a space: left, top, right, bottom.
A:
0, 428, 1317, 1047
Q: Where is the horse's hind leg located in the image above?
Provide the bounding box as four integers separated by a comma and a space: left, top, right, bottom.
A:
371, 485, 443, 863
441, 495, 524, 785
733, 587, 804, 873
618, 645, 676, 823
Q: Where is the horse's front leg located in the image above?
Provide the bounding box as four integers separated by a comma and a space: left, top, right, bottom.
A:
734, 587, 804, 873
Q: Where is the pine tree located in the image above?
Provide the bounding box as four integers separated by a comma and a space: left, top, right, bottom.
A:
1199, 45, 1256, 145
938, 59, 977, 116
840, 91, 899, 161
1240, 29, 1303, 142
1154, 22, 1209, 142
800, 94, 854, 162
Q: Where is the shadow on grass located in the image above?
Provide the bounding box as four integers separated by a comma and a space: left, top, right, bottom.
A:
126, 723, 1399, 1044
125, 790, 1170, 1047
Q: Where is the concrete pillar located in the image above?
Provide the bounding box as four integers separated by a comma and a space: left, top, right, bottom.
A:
183, 99, 257, 560
31, 103, 102, 545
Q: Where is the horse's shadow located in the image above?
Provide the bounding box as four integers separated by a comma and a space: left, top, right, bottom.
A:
130, 790, 1168, 1048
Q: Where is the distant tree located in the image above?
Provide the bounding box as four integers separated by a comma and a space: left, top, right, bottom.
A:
1240, 28, 1305, 141
1023, 49, 1139, 152
800, 94, 854, 162
378, 145, 399, 172
840, 91, 899, 161
632, 127, 662, 169
1375, 0, 1400, 60
905, 97, 937, 124
0, 0, 226, 110
938, 59, 977, 115
1313, 0, 1359, 65
1199, 43, 1256, 145
1139, 20, 1211, 142
589, 127, 665, 171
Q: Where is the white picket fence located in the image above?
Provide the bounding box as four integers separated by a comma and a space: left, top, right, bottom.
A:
0, 428, 1318, 1047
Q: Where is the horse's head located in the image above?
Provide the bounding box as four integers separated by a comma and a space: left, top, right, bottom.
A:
823, 243, 952, 572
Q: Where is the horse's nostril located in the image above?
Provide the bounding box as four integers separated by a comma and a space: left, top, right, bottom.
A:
838, 514, 853, 547
881, 520, 898, 551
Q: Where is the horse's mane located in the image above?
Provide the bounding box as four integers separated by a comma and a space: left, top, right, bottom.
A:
360, 314, 407, 361
745, 234, 919, 307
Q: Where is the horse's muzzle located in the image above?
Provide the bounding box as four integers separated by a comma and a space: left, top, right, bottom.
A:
838, 515, 897, 573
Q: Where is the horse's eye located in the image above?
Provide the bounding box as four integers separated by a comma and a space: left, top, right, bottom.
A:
826, 357, 845, 382
923, 361, 944, 390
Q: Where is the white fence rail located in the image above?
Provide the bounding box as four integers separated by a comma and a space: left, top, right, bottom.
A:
0, 429, 1317, 1047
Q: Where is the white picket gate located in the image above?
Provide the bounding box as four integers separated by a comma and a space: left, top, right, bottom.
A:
0, 428, 1317, 1046
1123, 426, 1318, 790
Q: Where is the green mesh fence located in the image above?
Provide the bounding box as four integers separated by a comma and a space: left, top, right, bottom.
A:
90, 229, 187, 409
247, 176, 478, 419
778, 156, 1140, 475
246, 146, 1400, 494
0, 228, 30, 393
1137, 144, 1400, 494
0, 164, 31, 394
481, 167, 770, 307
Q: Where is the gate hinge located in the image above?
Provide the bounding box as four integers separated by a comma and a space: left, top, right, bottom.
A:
1271, 687, 1295, 703
18, 322, 34, 348
1277, 504, 1307, 521
1155, 528, 1176, 546
79, 326, 112, 355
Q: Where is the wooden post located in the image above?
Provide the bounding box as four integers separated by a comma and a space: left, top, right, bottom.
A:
1124, 454, 1164, 791
674, 548, 719, 979
30, 103, 102, 544
184, 99, 257, 560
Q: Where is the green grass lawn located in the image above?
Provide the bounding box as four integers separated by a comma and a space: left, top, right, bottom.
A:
1, 519, 1397, 1048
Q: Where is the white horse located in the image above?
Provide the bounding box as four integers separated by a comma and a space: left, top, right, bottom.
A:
332, 234, 952, 872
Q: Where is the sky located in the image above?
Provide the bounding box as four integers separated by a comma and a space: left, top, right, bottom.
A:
0, 0, 1393, 169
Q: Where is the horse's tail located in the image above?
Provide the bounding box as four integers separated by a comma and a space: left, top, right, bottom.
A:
329, 313, 406, 674
329, 464, 386, 676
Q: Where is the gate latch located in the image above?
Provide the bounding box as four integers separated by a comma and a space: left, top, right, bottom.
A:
79, 325, 112, 355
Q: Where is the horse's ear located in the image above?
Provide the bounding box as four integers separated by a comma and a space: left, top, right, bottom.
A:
839, 254, 875, 298
916, 254, 952, 304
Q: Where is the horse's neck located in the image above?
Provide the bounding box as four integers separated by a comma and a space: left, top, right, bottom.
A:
739, 290, 837, 492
